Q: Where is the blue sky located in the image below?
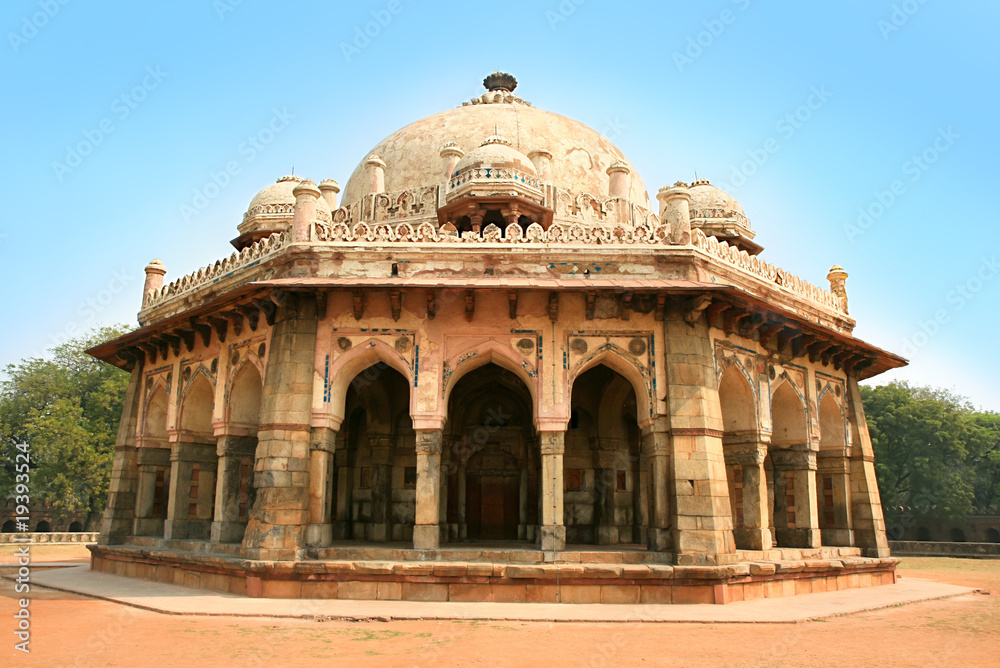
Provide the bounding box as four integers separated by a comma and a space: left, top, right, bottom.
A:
2, 0, 997, 410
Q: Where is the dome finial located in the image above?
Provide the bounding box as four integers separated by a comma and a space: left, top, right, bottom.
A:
484, 72, 517, 93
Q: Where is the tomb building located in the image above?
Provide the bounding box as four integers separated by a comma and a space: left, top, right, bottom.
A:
87, 73, 905, 603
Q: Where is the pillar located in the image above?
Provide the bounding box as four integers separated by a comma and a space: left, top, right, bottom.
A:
770, 449, 820, 548
643, 419, 672, 551
211, 435, 257, 544
845, 378, 891, 557
662, 301, 737, 565
528, 149, 553, 182
164, 442, 215, 540
304, 428, 336, 547
142, 259, 166, 304
100, 367, 143, 544
242, 294, 317, 560
538, 431, 566, 552
606, 161, 631, 199
723, 438, 772, 550
593, 440, 618, 545
413, 429, 443, 550
133, 446, 170, 537
365, 154, 386, 195
332, 448, 353, 540
656, 182, 693, 245
318, 179, 340, 210
292, 179, 321, 243
440, 142, 464, 180
368, 433, 392, 542
817, 450, 854, 546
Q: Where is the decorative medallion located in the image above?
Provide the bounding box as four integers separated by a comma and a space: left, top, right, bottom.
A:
628, 338, 647, 356
337, 337, 353, 351
570, 338, 588, 354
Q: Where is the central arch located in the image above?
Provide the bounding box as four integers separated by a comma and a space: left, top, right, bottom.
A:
444, 363, 537, 543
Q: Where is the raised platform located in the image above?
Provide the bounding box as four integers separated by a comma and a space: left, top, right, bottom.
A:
89, 541, 896, 605
26, 564, 971, 623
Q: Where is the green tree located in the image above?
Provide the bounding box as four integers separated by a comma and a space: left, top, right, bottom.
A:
862, 381, 1000, 532
0, 326, 131, 528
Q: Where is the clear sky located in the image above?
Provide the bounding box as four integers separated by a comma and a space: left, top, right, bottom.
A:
2, 0, 997, 410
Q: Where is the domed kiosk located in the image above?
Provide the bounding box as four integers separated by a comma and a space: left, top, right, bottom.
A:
88, 73, 905, 604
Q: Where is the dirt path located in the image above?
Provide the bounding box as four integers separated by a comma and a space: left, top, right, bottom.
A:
2, 547, 997, 667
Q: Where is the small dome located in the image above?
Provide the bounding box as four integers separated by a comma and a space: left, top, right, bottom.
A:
454, 132, 537, 176
247, 175, 301, 212
687, 179, 751, 229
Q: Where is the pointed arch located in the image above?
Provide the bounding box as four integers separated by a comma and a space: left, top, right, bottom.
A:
327, 338, 414, 429
141, 383, 169, 448
818, 393, 846, 450
178, 372, 215, 443
568, 344, 651, 423
770, 380, 808, 447
719, 366, 757, 433
227, 361, 263, 433
443, 340, 538, 412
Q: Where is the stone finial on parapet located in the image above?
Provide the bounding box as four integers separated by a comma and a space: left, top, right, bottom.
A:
606, 160, 631, 199
439, 142, 464, 180
291, 179, 322, 243
827, 265, 849, 313
528, 148, 553, 182
143, 259, 166, 302
657, 181, 692, 245
365, 154, 386, 195
318, 179, 340, 210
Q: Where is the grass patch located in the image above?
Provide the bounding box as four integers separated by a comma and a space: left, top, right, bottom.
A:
897, 557, 1000, 574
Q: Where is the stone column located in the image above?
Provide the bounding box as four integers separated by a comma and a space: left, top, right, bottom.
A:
100, 367, 143, 544
292, 179, 321, 243
538, 431, 566, 552
845, 378, 891, 557
368, 434, 392, 542
242, 294, 317, 561
722, 437, 772, 551
211, 435, 257, 544
770, 449, 820, 548
643, 419, 672, 551
606, 161, 631, 199
593, 440, 618, 545
656, 182, 693, 245
332, 449, 353, 540
164, 442, 216, 540
817, 450, 854, 546
366, 154, 386, 195
318, 179, 340, 210
413, 429, 443, 550
304, 427, 336, 548
662, 301, 737, 565
134, 446, 170, 537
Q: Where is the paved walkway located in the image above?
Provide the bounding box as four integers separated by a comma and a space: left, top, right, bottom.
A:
23, 565, 976, 624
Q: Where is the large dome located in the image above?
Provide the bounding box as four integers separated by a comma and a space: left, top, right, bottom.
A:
341, 92, 650, 210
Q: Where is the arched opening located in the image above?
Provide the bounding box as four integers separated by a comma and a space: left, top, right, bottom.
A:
481, 209, 505, 228
166, 374, 217, 540
916, 526, 932, 541
135, 386, 171, 537
214, 362, 263, 544
817, 394, 852, 546
986, 527, 1000, 543
718, 367, 768, 550
444, 363, 537, 543
332, 363, 413, 543
35, 520, 51, 532
769, 381, 816, 548
565, 364, 643, 546
68, 520, 84, 532
950, 527, 966, 543
1, 520, 15, 533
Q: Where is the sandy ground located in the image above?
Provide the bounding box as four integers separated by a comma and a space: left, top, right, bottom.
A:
1, 545, 997, 667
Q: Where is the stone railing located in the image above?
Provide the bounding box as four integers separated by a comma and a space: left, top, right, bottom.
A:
889, 540, 1000, 558
0, 532, 98, 544
449, 165, 543, 191
307, 221, 846, 315
142, 232, 287, 309
690, 230, 844, 312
